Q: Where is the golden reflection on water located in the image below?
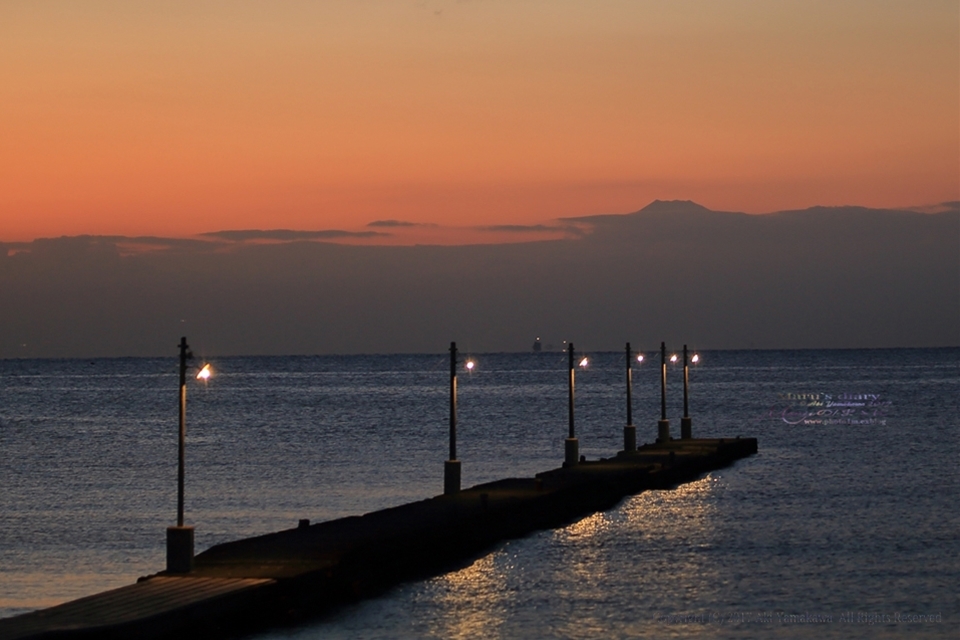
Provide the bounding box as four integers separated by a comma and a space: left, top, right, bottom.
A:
551, 510, 618, 639
559, 509, 616, 540
555, 510, 617, 597
629, 475, 728, 632
621, 475, 721, 533
553, 474, 721, 548
550, 475, 724, 638
424, 551, 509, 640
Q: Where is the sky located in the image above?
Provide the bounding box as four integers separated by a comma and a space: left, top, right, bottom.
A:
2, 0, 958, 243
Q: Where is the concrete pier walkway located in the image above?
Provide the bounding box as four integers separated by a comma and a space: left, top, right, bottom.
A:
0, 437, 757, 640
0, 577, 274, 640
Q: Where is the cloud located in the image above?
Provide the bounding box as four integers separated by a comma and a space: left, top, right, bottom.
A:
3, 230, 390, 259
111, 236, 220, 256
905, 201, 960, 214
3, 235, 224, 257
477, 224, 559, 233
475, 223, 587, 237
201, 229, 389, 242
2, 241, 31, 256
366, 220, 438, 228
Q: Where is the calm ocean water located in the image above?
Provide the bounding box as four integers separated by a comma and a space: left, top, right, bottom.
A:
1, 348, 957, 638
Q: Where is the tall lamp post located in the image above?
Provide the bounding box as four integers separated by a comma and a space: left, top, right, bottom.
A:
565, 343, 579, 466
444, 342, 462, 495
657, 341, 671, 443
623, 342, 637, 452
166, 336, 211, 574
177, 337, 189, 527
681, 344, 698, 439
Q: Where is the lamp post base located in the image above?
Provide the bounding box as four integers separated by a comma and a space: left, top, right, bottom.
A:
444, 459, 461, 495
623, 425, 637, 452
681, 417, 692, 439
657, 419, 671, 443
166, 526, 194, 574
565, 437, 579, 466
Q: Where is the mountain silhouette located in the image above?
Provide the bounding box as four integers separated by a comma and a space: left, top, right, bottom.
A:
1, 202, 957, 356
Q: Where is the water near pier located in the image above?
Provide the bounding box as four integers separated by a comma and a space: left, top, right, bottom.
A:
1, 349, 957, 638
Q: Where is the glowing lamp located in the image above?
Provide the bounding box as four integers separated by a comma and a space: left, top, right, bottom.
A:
196, 364, 212, 380
691, 354, 700, 363
670, 354, 678, 363
637, 354, 644, 363
465, 360, 475, 371
579, 357, 589, 368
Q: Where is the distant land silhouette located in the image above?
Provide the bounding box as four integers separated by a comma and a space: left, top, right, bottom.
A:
1, 201, 957, 357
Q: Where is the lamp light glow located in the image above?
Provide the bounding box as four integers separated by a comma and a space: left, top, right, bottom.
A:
636, 354, 644, 363
691, 354, 700, 363
196, 364, 212, 380
670, 354, 678, 363
465, 360, 475, 371
579, 357, 588, 368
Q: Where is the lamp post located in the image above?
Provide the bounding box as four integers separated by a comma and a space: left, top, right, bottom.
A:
657, 341, 671, 443
623, 342, 637, 452
681, 344, 696, 439
565, 343, 579, 466
167, 337, 194, 573
166, 337, 211, 573
444, 342, 461, 495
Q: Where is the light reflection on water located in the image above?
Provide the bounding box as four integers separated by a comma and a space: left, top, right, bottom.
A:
1, 349, 958, 638
423, 553, 509, 640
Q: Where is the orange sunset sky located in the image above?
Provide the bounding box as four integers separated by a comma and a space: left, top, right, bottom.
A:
2, 0, 957, 244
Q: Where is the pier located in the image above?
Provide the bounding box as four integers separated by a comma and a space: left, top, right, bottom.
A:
0, 436, 756, 640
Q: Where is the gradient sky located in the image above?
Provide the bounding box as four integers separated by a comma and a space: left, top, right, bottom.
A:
2, 0, 957, 242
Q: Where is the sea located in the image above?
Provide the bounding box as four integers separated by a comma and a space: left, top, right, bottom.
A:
0, 348, 957, 639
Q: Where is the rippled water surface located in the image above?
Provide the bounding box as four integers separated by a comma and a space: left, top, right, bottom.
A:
1, 349, 957, 638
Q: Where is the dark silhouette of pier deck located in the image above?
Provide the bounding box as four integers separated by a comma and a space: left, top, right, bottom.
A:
0, 437, 757, 640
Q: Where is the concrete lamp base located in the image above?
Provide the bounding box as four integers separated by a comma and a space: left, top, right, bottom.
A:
166, 526, 194, 574
444, 459, 461, 495
657, 419, 671, 443
565, 437, 579, 467
623, 425, 637, 452
681, 417, 693, 439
